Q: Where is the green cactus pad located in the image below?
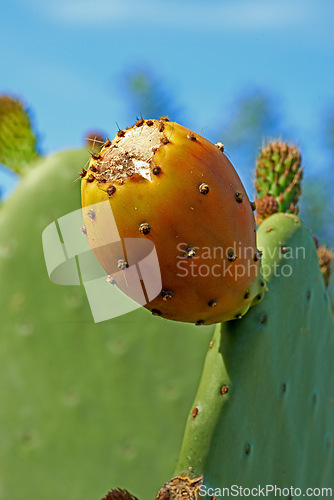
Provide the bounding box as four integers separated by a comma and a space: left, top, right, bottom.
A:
0, 148, 213, 500
255, 141, 303, 221
174, 213, 334, 495
0, 95, 40, 174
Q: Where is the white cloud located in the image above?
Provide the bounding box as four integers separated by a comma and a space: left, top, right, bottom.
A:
27, 0, 323, 32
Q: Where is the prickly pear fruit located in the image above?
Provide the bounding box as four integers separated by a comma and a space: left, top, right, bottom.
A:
81, 119, 264, 325
0, 94, 40, 173
255, 140, 302, 223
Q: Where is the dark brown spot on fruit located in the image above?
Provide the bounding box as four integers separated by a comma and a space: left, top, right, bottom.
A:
227, 250, 238, 262
199, 183, 209, 194
221, 385, 228, 395
139, 223, 151, 235
161, 290, 174, 301
192, 406, 199, 418
186, 247, 196, 258
159, 116, 170, 121
244, 291, 250, 299
91, 152, 100, 160
187, 132, 197, 141
196, 320, 205, 326
161, 137, 169, 145
159, 121, 165, 132
208, 299, 217, 308
117, 258, 128, 270
80, 225, 87, 235
254, 250, 263, 262
117, 129, 125, 137
146, 120, 153, 126
260, 280, 265, 287
90, 165, 97, 172
136, 118, 144, 127
281, 383, 287, 393
152, 165, 162, 175
209, 340, 214, 349
88, 209, 95, 220
306, 290, 311, 299
80, 168, 87, 178
104, 139, 111, 147
107, 185, 116, 196
152, 309, 162, 316
87, 174, 95, 182
235, 192, 244, 203
245, 444, 251, 455
251, 201, 256, 211
215, 142, 224, 152
281, 246, 287, 254
235, 313, 242, 319
266, 227, 273, 233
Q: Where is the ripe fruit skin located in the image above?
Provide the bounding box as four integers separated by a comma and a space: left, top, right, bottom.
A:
81, 119, 263, 325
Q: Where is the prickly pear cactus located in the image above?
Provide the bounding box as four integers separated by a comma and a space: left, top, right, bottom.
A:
81, 118, 263, 325
0, 147, 213, 500
0, 94, 40, 174
255, 140, 302, 223
173, 212, 334, 497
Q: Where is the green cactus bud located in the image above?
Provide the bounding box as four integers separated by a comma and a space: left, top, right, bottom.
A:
254, 140, 302, 222
0, 94, 40, 174
102, 488, 139, 500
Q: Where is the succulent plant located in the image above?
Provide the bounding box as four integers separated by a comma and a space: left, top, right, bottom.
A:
81, 118, 264, 325
0, 94, 40, 174
2, 94, 332, 500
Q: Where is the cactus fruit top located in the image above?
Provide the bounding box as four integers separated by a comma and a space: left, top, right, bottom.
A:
0, 95, 40, 174
254, 140, 302, 223
81, 119, 264, 325
102, 488, 138, 500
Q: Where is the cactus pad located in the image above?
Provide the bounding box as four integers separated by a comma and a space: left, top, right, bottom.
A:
174, 213, 334, 494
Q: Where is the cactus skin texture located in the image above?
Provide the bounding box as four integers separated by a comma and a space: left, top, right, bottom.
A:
81, 119, 263, 325
0, 95, 40, 174
0, 148, 213, 500
255, 140, 302, 223
173, 213, 334, 497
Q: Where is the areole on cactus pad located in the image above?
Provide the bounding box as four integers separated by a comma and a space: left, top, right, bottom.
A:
81, 118, 265, 325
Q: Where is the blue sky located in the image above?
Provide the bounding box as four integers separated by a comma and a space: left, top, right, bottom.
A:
1, 0, 334, 199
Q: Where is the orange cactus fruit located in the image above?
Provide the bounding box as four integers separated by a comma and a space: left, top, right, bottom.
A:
81, 118, 264, 325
